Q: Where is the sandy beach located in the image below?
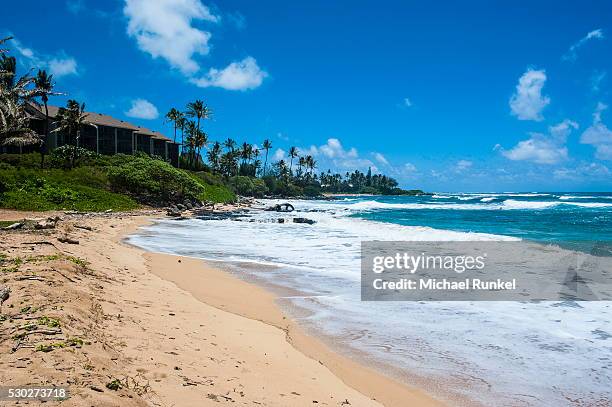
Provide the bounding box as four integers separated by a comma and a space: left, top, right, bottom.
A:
0, 209, 443, 407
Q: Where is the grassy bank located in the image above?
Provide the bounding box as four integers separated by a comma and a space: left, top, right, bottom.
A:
0, 151, 236, 212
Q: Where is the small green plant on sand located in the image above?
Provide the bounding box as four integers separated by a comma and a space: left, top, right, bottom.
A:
106, 379, 122, 391
38, 316, 61, 328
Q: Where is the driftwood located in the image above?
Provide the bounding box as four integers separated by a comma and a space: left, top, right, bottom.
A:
19, 329, 62, 336
74, 224, 93, 231
15, 276, 45, 281
21, 241, 58, 248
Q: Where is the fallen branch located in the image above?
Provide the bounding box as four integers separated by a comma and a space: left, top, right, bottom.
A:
15, 276, 45, 281
20, 329, 62, 336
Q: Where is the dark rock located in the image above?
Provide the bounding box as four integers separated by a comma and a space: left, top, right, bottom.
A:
167, 208, 182, 217
176, 203, 186, 210
265, 203, 295, 212
58, 236, 79, 244
293, 217, 315, 225
35, 217, 58, 230
278, 218, 285, 223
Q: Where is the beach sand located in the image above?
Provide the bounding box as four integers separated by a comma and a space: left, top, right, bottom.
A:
0, 210, 443, 406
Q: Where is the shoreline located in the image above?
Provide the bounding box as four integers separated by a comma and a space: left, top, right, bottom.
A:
123, 216, 446, 407
0, 208, 444, 406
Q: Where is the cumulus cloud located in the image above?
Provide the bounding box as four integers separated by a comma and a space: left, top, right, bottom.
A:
299, 138, 378, 172
272, 148, 286, 161
125, 98, 159, 119
580, 102, 612, 160
500, 119, 578, 164
509, 68, 550, 121
403, 98, 412, 107
123, 0, 267, 91
191, 57, 267, 91
10, 37, 78, 78
372, 152, 389, 165
563, 29, 604, 61
124, 0, 219, 75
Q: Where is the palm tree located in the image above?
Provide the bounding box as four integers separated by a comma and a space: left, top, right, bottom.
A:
223, 138, 236, 152
52, 99, 88, 168
305, 155, 316, 175
288, 146, 298, 174
186, 99, 212, 134
184, 120, 197, 166
207, 141, 222, 172
1, 38, 42, 147
34, 70, 55, 168
262, 139, 272, 176
175, 115, 187, 167
194, 129, 208, 165
164, 108, 182, 143
240, 142, 253, 165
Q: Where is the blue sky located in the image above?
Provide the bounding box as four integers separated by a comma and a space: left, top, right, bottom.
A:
4, 0, 612, 191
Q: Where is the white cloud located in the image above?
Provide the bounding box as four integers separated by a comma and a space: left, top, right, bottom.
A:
299, 138, 379, 172
591, 71, 606, 93
125, 98, 159, 120
403, 98, 412, 107
404, 163, 417, 172
10, 37, 78, 78
554, 162, 610, 181
272, 148, 286, 161
372, 152, 389, 165
455, 160, 473, 171
124, 0, 219, 75
123, 0, 268, 91
48, 57, 78, 77
305, 138, 358, 159
191, 57, 267, 90
509, 68, 550, 121
563, 29, 604, 61
501, 119, 578, 164
580, 102, 612, 160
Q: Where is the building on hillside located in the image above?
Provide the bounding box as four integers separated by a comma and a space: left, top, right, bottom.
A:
1, 104, 180, 166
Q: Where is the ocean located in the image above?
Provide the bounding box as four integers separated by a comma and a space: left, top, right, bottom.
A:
127, 192, 612, 406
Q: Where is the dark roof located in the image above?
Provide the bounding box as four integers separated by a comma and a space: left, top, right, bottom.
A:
28, 104, 175, 143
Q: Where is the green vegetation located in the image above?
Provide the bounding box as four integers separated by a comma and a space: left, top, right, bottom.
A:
0, 152, 237, 210
0, 163, 138, 211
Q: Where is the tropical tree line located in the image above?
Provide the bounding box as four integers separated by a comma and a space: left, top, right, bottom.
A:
319, 168, 403, 194
0, 36, 62, 167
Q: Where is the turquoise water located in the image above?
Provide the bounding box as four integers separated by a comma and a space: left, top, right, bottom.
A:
347, 192, 612, 249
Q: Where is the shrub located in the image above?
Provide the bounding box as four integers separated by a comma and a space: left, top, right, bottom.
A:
228, 176, 268, 197
107, 155, 205, 204
303, 185, 321, 197
48, 146, 101, 169
0, 168, 137, 211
